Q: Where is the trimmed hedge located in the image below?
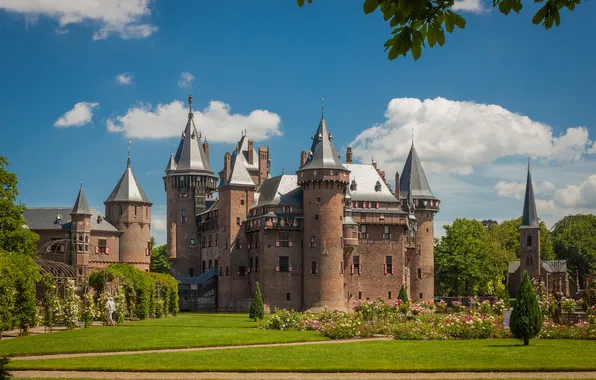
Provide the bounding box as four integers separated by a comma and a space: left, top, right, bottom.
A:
149, 272, 179, 316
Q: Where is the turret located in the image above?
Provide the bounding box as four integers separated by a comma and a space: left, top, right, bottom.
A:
163, 95, 218, 277
70, 182, 92, 282
519, 159, 540, 277
297, 100, 350, 311
400, 139, 439, 302
105, 144, 152, 272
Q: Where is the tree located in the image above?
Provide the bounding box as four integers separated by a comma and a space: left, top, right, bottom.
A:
435, 218, 512, 297
551, 214, 596, 285
398, 284, 409, 304
510, 271, 543, 345
150, 237, 171, 274
488, 217, 555, 260
249, 282, 265, 321
297, 0, 577, 61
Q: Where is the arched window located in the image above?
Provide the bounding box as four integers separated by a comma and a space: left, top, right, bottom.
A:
527, 235, 532, 247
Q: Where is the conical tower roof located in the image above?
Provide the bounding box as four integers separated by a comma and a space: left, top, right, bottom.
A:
71, 184, 92, 215
166, 153, 177, 171
521, 159, 538, 227
400, 141, 437, 200
173, 95, 213, 173
106, 155, 151, 204
300, 104, 346, 171
226, 149, 256, 186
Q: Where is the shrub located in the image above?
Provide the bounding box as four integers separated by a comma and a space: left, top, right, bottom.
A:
261, 309, 303, 331
149, 272, 179, 317
0, 355, 12, 380
114, 286, 126, 323
561, 297, 576, 316
249, 282, 264, 321
398, 284, 409, 304
62, 279, 80, 329
318, 312, 361, 339
80, 292, 97, 328
40, 274, 59, 332
538, 320, 596, 339
510, 271, 543, 345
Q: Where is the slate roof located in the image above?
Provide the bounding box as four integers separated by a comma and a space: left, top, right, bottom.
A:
522, 162, 539, 227
508, 260, 567, 274
343, 164, 398, 203
23, 208, 119, 233
236, 135, 259, 171
106, 158, 151, 204
399, 142, 437, 201
255, 174, 302, 207
300, 115, 346, 171
227, 149, 256, 186
166, 153, 177, 171
172, 95, 213, 174
71, 186, 91, 215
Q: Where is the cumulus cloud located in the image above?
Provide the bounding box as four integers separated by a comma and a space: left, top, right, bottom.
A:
452, 0, 485, 13
350, 97, 594, 176
0, 0, 157, 40
106, 99, 282, 143
554, 175, 596, 209
178, 72, 195, 89
116, 73, 134, 85
54, 102, 99, 128
494, 179, 556, 200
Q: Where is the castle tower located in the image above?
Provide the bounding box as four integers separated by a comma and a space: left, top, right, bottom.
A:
164, 95, 218, 277
217, 141, 258, 310
297, 103, 350, 311
519, 159, 540, 277
105, 145, 152, 272
400, 140, 440, 302
70, 183, 92, 282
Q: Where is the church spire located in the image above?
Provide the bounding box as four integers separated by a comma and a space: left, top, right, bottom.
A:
71, 182, 92, 216
127, 140, 132, 167
521, 158, 538, 227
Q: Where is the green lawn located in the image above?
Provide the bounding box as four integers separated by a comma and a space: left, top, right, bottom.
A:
8, 339, 596, 372
0, 313, 326, 356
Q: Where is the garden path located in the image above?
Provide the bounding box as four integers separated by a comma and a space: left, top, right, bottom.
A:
12, 336, 392, 360
10, 370, 596, 379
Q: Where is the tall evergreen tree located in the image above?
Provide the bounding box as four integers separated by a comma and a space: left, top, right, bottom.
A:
398, 284, 409, 304
510, 271, 543, 345
249, 282, 264, 321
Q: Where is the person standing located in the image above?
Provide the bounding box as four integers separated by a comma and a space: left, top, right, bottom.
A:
106, 296, 116, 326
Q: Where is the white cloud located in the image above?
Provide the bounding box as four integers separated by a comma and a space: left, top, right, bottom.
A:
494, 180, 555, 200
116, 73, 134, 85
178, 72, 195, 89
152, 218, 166, 232
106, 99, 282, 143
0, 0, 157, 40
554, 175, 596, 209
54, 102, 99, 128
452, 0, 485, 13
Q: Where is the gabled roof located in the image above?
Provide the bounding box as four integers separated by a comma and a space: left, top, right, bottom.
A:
71, 185, 92, 215
508, 260, 567, 274
343, 164, 398, 203
399, 142, 437, 200
255, 174, 302, 207
300, 114, 346, 171
236, 134, 259, 171
23, 208, 118, 233
172, 95, 213, 174
521, 161, 539, 227
106, 158, 151, 204
226, 149, 256, 187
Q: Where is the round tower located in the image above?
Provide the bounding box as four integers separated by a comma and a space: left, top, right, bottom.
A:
298, 106, 350, 312
105, 145, 153, 272
70, 182, 92, 282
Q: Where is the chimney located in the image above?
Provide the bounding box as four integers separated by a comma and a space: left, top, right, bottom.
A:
300, 151, 307, 167
395, 171, 400, 200
224, 152, 231, 182
380, 170, 386, 183
258, 146, 268, 184
203, 141, 210, 164
372, 162, 377, 169
248, 139, 254, 165
346, 147, 353, 163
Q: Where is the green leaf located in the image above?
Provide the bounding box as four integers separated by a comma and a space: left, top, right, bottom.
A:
388, 44, 399, 60
551, 7, 561, 25
532, 5, 548, 24
427, 23, 438, 47
437, 28, 446, 46
363, 0, 380, 14
445, 13, 455, 33
453, 13, 466, 29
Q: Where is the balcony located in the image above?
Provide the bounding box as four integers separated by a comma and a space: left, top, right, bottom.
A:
343, 237, 359, 248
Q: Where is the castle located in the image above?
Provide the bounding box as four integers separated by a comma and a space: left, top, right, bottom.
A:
167, 96, 440, 312
23, 152, 153, 281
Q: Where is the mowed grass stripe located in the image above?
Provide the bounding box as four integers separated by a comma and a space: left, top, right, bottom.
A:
8, 340, 596, 372
0, 314, 326, 356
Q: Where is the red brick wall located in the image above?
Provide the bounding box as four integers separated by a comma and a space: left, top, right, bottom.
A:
409, 209, 435, 302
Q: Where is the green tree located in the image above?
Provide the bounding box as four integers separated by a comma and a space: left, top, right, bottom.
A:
398, 284, 409, 304
435, 218, 512, 297
150, 237, 171, 274
249, 282, 265, 321
551, 214, 596, 284
510, 271, 543, 345
488, 217, 554, 260
298, 0, 577, 60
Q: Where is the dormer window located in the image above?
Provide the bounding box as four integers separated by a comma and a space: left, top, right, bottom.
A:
350, 179, 357, 191
375, 180, 382, 192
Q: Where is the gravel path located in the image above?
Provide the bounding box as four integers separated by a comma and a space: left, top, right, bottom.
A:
12, 337, 392, 361
10, 370, 596, 379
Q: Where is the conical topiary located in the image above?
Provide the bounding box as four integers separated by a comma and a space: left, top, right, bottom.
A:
249, 282, 264, 321
398, 284, 409, 304
510, 271, 543, 346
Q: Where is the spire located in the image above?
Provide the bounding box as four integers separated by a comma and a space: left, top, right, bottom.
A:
321, 96, 324, 118
407, 176, 414, 213
399, 141, 437, 200
521, 158, 538, 227
127, 140, 132, 167
166, 152, 177, 171
188, 94, 193, 118
299, 102, 346, 171
106, 153, 152, 204
71, 183, 92, 216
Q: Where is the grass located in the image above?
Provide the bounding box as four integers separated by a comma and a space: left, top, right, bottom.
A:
0, 313, 326, 356
7, 339, 596, 372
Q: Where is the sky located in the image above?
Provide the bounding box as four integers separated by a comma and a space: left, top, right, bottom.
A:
1, 0, 595, 246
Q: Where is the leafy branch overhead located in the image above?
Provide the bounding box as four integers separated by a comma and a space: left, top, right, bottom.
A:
297, 0, 579, 60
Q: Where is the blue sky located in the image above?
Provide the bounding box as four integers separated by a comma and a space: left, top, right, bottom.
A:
1, 0, 595, 245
